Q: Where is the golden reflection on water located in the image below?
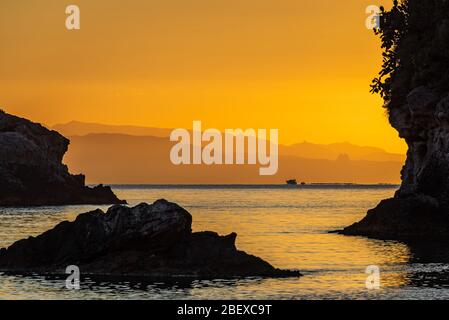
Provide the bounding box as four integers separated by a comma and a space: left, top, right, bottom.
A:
0, 186, 437, 299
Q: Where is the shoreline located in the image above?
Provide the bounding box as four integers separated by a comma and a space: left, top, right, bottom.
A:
96, 183, 400, 189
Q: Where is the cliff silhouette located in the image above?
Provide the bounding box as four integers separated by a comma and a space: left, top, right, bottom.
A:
342, 0, 449, 239
0, 111, 125, 206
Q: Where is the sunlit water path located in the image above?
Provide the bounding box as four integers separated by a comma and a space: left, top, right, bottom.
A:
1, 185, 448, 299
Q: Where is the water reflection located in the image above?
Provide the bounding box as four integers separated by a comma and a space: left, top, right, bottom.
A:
1, 186, 449, 299
397, 241, 449, 289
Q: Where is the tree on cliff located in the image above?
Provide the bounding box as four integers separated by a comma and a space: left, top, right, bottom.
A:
371, 0, 449, 111
341, 0, 449, 239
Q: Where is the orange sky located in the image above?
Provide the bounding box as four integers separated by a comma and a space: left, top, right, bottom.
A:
0, 0, 405, 153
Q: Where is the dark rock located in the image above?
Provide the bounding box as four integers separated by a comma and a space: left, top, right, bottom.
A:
340, 84, 449, 239
406, 86, 438, 118
341, 195, 449, 240
340, 3, 449, 240
340, 84, 449, 240
0, 111, 125, 206
0, 199, 300, 279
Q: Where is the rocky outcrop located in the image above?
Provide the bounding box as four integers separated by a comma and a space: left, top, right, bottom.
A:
341, 85, 449, 239
0, 199, 300, 278
0, 111, 124, 206
340, 2, 449, 240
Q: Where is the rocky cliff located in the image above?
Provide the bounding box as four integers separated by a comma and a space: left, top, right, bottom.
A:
342, 86, 449, 239
341, 1, 449, 239
0, 111, 124, 206
0, 199, 299, 278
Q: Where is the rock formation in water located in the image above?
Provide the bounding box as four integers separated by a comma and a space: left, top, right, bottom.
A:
0, 199, 299, 278
341, 1, 449, 239
0, 110, 125, 206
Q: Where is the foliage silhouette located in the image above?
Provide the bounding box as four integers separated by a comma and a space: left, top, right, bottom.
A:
371, 0, 449, 111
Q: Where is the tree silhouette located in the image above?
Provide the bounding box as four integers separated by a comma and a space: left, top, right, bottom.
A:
371, 0, 449, 111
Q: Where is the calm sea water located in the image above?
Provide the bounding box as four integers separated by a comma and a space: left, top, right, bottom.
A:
1, 185, 449, 300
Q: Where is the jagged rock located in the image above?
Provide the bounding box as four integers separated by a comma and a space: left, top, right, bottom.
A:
0, 111, 125, 206
340, 85, 449, 239
0, 200, 300, 279
341, 195, 449, 240
340, 3, 449, 240
406, 86, 438, 118
342, 88, 449, 237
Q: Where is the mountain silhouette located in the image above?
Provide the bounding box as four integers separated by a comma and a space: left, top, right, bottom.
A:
55, 124, 404, 184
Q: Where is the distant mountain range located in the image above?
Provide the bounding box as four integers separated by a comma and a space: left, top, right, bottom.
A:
52, 121, 173, 138
51, 121, 405, 184
278, 142, 404, 162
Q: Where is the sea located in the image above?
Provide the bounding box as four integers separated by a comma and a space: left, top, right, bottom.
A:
1, 184, 449, 300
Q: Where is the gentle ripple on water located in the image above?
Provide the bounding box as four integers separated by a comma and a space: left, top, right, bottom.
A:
0, 185, 448, 299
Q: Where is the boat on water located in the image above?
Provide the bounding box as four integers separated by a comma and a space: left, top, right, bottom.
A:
286, 179, 306, 186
